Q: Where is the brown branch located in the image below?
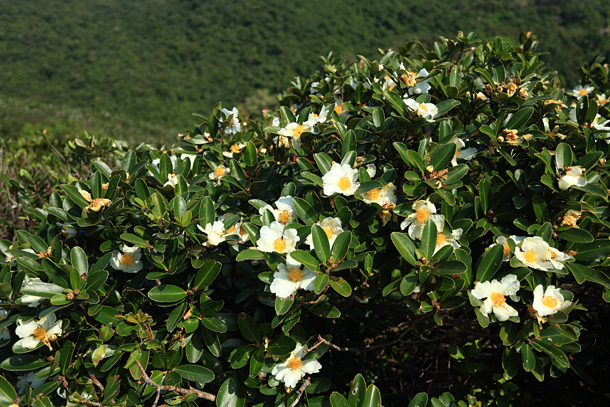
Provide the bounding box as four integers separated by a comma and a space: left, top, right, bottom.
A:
70, 398, 110, 407
135, 360, 216, 402
89, 374, 104, 392
289, 378, 311, 407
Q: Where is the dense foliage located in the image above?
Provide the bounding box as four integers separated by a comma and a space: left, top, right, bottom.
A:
1, 0, 610, 142
2, 32, 610, 407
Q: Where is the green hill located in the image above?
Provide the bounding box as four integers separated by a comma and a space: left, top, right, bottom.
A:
1, 0, 609, 142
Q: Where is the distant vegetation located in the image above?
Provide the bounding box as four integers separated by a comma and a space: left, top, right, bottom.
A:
1, 0, 609, 142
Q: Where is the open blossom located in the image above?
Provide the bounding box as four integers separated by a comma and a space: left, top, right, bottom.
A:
596, 93, 608, 107
450, 136, 477, 166
221, 107, 241, 135
198, 221, 228, 246
209, 165, 229, 183
514, 236, 571, 271
322, 162, 360, 196
19, 277, 64, 308
401, 68, 431, 95
403, 98, 437, 122
361, 183, 397, 207
164, 173, 179, 188
570, 84, 594, 99
305, 217, 343, 250
303, 105, 330, 128
400, 199, 444, 240
79, 189, 112, 213
270, 255, 317, 298
257, 222, 299, 254
223, 142, 246, 158
492, 235, 526, 262
558, 166, 587, 190
110, 245, 143, 273
532, 285, 572, 317
434, 228, 462, 254
276, 122, 314, 149
259, 196, 297, 225
15, 313, 62, 350
271, 343, 322, 388
561, 209, 582, 227
16, 372, 46, 394
471, 274, 520, 321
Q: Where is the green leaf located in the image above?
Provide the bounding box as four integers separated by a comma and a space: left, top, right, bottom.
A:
275, 295, 293, 315
200, 196, 216, 227
60, 185, 90, 208
244, 141, 257, 167
330, 278, 352, 297
557, 228, 594, 243
555, 142, 573, 169
0, 375, 18, 405
194, 259, 222, 289
267, 336, 296, 355
421, 219, 437, 259
406, 150, 427, 174
312, 224, 331, 263
391, 232, 417, 266
408, 393, 429, 407
201, 317, 228, 333
238, 313, 260, 343
290, 250, 319, 271
292, 197, 317, 225
400, 272, 418, 296
342, 130, 356, 157
505, 107, 533, 130
86, 270, 108, 291
120, 232, 148, 248
435, 99, 461, 117
70, 246, 88, 277
429, 143, 456, 172
216, 376, 245, 407
314, 273, 329, 294
574, 240, 610, 262
0, 355, 50, 371
568, 263, 610, 288
330, 231, 351, 263
431, 261, 467, 276
475, 244, 504, 282
348, 374, 366, 407
148, 285, 187, 303
531, 340, 570, 368
330, 392, 350, 407
174, 364, 215, 384
362, 384, 381, 407
235, 249, 265, 261
521, 343, 536, 372
479, 179, 490, 213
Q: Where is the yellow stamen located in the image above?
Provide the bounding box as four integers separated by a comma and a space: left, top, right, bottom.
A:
524, 250, 538, 263
550, 250, 557, 258
288, 357, 302, 371
323, 227, 334, 240
279, 209, 291, 224
274, 238, 287, 253
415, 209, 430, 224
215, 166, 225, 177
226, 225, 236, 234
436, 233, 447, 245
418, 103, 428, 112
33, 327, 47, 341
491, 292, 506, 306
542, 295, 558, 308
230, 144, 241, 153
503, 243, 511, 257
338, 177, 351, 191
292, 125, 305, 139
334, 105, 344, 114
121, 253, 134, 265
366, 188, 380, 201
288, 267, 302, 282
579, 88, 587, 96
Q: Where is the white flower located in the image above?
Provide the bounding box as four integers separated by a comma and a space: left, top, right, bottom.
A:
365, 164, 376, 178
403, 68, 431, 95
14, 313, 62, 350
361, 183, 397, 207
110, 245, 143, 273
59, 223, 77, 239
322, 163, 360, 196
179, 153, 197, 169
222, 142, 246, 158
558, 166, 587, 190
276, 122, 314, 149
592, 114, 610, 131
596, 93, 608, 106
198, 221, 227, 246
471, 274, 520, 321
492, 236, 525, 262
164, 173, 179, 188
450, 137, 477, 166
209, 165, 230, 183
257, 222, 300, 254
19, 277, 64, 308
532, 285, 572, 317
303, 105, 330, 127
271, 343, 322, 388
403, 98, 437, 122
259, 196, 297, 225
270, 255, 317, 298
305, 217, 343, 250
434, 228, 462, 254
0, 309, 10, 340
514, 237, 571, 271
570, 84, 594, 99
16, 371, 46, 394
400, 200, 445, 240
221, 107, 241, 135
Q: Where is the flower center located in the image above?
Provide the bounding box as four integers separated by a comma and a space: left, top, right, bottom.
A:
455, 149, 461, 158
226, 225, 236, 234
288, 357, 302, 371
215, 166, 225, 177
366, 188, 380, 201
323, 226, 334, 240
419, 103, 428, 112
579, 88, 587, 96
121, 254, 134, 265
491, 292, 506, 306
279, 209, 291, 224
416, 209, 430, 224
33, 327, 47, 341
89, 198, 110, 211
338, 177, 351, 191
436, 233, 447, 245
293, 124, 305, 139
230, 144, 241, 153
600, 98, 607, 105
334, 105, 344, 114
524, 250, 538, 263
288, 267, 302, 282
503, 243, 511, 257
550, 250, 557, 258
542, 295, 558, 308
274, 238, 287, 253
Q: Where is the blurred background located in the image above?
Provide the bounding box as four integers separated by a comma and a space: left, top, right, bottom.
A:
1, 0, 610, 144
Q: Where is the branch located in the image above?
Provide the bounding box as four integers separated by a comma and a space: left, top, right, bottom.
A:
135, 360, 216, 402
70, 399, 110, 407
289, 378, 311, 407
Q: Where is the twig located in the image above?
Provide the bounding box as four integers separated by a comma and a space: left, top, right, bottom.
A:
289, 378, 311, 407
135, 360, 216, 402
89, 374, 105, 392
71, 399, 110, 407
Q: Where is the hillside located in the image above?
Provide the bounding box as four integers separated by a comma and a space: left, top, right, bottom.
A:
1, 0, 609, 142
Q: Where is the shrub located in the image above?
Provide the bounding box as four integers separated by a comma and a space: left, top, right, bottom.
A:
1, 32, 610, 406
